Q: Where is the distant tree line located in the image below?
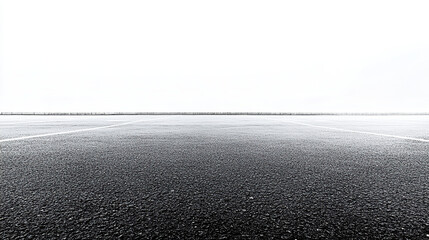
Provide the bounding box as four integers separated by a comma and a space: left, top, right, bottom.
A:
0, 112, 428, 116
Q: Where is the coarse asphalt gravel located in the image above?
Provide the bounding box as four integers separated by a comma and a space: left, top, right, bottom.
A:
1, 115, 429, 239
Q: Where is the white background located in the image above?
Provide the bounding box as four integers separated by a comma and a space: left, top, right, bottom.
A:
1, 0, 428, 112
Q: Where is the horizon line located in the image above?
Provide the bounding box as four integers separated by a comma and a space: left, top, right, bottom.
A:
1, 112, 429, 116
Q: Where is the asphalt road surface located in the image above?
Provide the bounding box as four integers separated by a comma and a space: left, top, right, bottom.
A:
1, 115, 429, 239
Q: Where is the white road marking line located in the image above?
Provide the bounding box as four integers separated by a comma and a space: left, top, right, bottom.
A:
0, 119, 130, 125
274, 118, 429, 143
0, 120, 65, 125
0, 117, 170, 143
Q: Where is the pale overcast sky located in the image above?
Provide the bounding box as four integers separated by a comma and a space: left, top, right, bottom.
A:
1, 0, 428, 112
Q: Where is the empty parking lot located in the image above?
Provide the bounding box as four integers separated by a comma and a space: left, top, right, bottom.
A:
1, 115, 429, 239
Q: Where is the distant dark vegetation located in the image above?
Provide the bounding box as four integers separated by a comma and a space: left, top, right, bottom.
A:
0, 112, 428, 116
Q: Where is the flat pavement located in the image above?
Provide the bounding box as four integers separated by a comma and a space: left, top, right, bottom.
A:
1, 115, 429, 239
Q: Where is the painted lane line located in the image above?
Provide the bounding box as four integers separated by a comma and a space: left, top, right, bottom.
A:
0, 119, 130, 125
272, 118, 429, 143
0, 117, 171, 143
0, 120, 68, 125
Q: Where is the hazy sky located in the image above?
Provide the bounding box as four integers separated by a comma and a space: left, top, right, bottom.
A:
1, 0, 428, 112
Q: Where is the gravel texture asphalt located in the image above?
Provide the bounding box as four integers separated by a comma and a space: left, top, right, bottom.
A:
1, 116, 429, 239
